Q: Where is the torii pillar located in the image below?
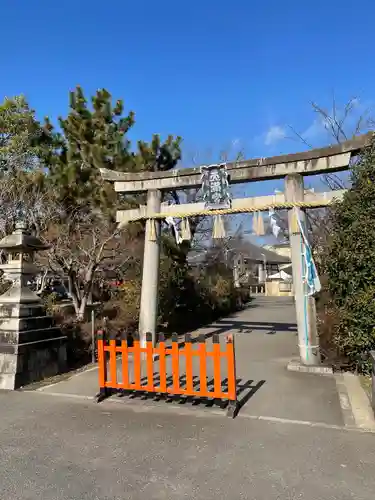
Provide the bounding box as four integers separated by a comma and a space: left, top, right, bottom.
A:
285, 174, 321, 366
138, 189, 162, 347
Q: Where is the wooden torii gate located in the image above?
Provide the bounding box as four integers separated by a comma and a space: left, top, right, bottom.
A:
101, 133, 371, 367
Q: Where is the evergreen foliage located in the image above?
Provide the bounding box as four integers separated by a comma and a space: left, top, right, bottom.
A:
49, 86, 182, 215
0, 95, 56, 173
0, 87, 244, 360
324, 135, 375, 371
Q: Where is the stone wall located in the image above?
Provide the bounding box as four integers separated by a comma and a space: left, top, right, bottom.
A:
0, 336, 67, 390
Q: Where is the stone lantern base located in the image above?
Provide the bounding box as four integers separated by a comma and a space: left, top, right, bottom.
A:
0, 221, 67, 390
0, 302, 67, 390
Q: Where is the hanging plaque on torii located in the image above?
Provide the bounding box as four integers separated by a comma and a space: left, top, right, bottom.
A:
201, 163, 231, 210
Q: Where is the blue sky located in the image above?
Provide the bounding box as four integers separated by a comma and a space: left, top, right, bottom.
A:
1, 0, 374, 209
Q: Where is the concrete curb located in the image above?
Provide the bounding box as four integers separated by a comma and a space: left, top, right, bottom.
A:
287, 359, 333, 376
335, 373, 357, 428
337, 372, 375, 431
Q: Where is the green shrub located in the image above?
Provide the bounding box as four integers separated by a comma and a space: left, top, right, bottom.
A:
101, 279, 141, 337
324, 136, 375, 373
60, 319, 93, 368
55, 251, 247, 364
100, 256, 244, 336
158, 259, 213, 331
42, 291, 59, 315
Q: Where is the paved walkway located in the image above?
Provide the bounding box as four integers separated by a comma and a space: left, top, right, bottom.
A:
1, 389, 375, 499
2, 297, 375, 499
32, 297, 358, 428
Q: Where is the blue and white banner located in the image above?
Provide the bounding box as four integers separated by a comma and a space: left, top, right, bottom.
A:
295, 210, 321, 296
165, 216, 182, 245
268, 208, 281, 238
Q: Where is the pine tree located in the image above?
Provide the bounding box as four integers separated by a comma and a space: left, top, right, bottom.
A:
42, 86, 183, 319
48, 87, 134, 213
0, 95, 56, 173
324, 135, 375, 371
49, 86, 182, 215
136, 134, 182, 173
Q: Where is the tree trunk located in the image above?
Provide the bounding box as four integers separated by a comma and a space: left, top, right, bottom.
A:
70, 263, 97, 322
77, 295, 88, 322
67, 272, 81, 319
36, 269, 48, 294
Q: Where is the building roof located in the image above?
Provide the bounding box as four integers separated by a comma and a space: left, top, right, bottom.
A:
188, 238, 291, 266
264, 242, 290, 249
230, 240, 291, 264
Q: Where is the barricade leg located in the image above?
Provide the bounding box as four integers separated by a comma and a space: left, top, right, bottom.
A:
95, 330, 112, 403
96, 387, 112, 403
227, 399, 239, 418
226, 334, 239, 418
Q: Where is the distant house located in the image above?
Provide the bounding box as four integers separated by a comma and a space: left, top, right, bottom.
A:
263, 242, 291, 260
262, 243, 293, 296
187, 238, 293, 297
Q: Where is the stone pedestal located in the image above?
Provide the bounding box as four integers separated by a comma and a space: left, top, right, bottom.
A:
371, 351, 375, 417
0, 221, 67, 390
0, 303, 67, 390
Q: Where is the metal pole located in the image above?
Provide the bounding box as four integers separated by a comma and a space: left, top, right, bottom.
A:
262, 254, 267, 296
91, 308, 95, 364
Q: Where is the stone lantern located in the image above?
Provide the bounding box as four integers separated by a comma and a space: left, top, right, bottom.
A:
0, 220, 67, 390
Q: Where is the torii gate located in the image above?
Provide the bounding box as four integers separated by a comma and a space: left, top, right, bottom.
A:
101, 133, 371, 367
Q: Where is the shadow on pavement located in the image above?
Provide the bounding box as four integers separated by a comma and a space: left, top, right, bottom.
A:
216, 320, 298, 333
155, 319, 296, 356
112, 373, 265, 415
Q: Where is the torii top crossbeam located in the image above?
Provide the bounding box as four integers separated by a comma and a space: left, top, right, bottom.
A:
100, 133, 372, 193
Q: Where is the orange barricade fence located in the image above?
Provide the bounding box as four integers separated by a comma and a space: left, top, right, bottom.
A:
96, 331, 239, 417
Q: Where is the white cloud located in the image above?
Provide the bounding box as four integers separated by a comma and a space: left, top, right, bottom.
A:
351, 97, 360, 108
302, 119, 327, 142
264, 125, 286, 146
